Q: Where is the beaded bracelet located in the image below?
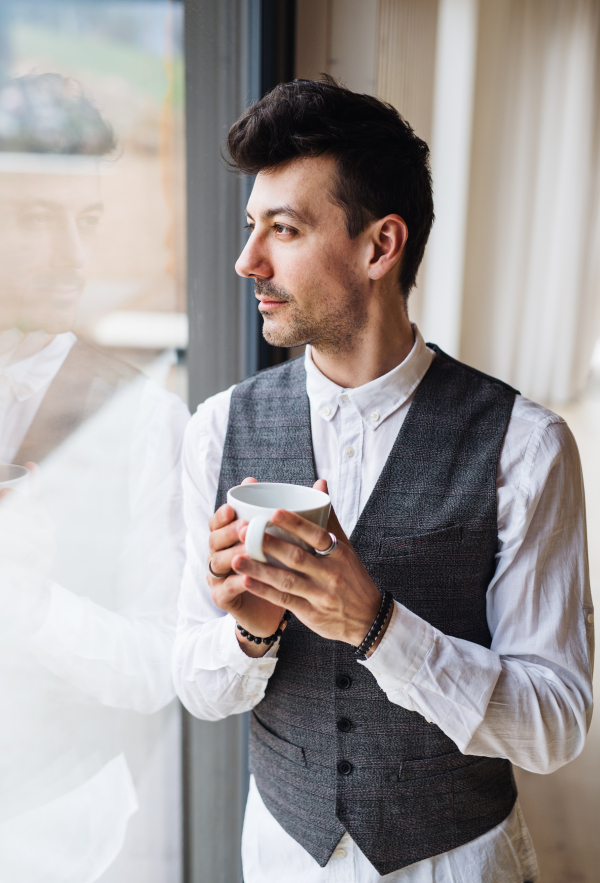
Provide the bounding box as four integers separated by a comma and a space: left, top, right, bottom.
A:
353, 591, 394, 660
237, 610, 292, 646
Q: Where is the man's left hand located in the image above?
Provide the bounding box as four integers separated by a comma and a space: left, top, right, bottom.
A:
231, 481, 386, 649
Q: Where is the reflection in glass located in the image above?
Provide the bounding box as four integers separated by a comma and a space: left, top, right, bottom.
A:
0, 5, 187, 882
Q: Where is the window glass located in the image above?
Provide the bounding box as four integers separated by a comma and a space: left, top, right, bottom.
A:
0, 3, 186, 881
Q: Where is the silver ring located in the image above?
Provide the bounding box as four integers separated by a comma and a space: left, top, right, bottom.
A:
314, 532, 338, 557
208, 557, 233, 579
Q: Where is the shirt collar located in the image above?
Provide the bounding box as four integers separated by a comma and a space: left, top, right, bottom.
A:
0, 332, 76, 402
304, 325, 434, 430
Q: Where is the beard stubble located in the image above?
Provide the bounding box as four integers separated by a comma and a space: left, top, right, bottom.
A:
255, 275, 367, 356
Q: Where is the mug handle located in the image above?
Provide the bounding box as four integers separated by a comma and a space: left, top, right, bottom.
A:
245, 515, 271, 563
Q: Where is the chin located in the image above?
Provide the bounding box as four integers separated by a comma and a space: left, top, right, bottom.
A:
22, 310, 77, 336
262, 319, 309, 349
264, 330, 304, 348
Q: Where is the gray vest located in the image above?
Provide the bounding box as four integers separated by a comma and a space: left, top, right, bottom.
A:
215, 347, 518, 875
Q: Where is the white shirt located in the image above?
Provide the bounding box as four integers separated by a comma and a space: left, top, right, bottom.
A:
0, 334, 189, 882
0, 331, 76, 462
174, 327, 594, 883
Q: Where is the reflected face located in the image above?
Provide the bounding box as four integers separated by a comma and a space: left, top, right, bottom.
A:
236, 156, 369, 353
0, 172, 103, 334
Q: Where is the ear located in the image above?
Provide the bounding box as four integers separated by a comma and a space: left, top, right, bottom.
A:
367, 214, 408, 281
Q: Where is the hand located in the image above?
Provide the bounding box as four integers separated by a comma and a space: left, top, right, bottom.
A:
231, 479, 386, 649
207, 477, 284, 657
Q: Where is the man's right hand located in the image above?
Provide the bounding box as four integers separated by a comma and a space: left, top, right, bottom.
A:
207, 478, 285, 657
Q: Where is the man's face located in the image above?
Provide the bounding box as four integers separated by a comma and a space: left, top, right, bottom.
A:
0, 172, 103, 334
236, 155, 371, 353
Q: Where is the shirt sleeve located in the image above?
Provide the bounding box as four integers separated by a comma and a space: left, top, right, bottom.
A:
19, 383, 191, 715
360, 404, 594, 774
172, 387, 279, 721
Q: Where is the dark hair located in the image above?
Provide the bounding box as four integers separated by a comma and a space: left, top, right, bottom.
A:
227, 76, 434, 296
0, 73, 117, 156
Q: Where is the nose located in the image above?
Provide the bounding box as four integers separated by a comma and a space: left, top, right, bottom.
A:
53, 216, 89, 269
235, 230, 272, 280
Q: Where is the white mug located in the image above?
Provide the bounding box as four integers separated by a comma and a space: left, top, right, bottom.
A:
227, 482, 331, 566
0, 464, 30, 492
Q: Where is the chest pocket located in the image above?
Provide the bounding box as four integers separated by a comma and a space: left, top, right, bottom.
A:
372, 522, 496, 644
378, 524, 463, 560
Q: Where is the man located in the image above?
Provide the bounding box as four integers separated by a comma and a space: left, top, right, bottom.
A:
174, 78, 593, 882
0, 74, 188, 881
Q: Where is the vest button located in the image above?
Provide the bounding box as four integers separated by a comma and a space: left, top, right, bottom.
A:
337, 760, 353, 776
337, 717, 352, 733
336, 674, 352, 690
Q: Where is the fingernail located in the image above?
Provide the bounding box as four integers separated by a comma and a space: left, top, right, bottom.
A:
272, 510, 284, 523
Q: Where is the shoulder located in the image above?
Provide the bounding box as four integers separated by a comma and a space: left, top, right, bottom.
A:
69, 339, 141, 385
509, 395, 565, 434
506, 396, 571, 460
136, 380, 190, 443
183, 357, 305, 463
185, 384, 235, 461
230, 356, 306, 399
181, 386, 236, 506
501, 395, 580, 504
427, 344, 517, 396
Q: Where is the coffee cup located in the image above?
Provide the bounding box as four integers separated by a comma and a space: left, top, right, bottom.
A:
0, 464, 30, 493
227, 482, 331, 566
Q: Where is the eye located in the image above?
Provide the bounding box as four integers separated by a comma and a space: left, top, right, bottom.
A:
78, 213, 101, 229
244, 223, 254, 234
20, 211, 52, 229
274, 223, 294, 235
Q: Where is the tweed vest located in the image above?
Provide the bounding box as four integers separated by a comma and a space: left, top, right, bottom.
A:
215, 347, 518, 875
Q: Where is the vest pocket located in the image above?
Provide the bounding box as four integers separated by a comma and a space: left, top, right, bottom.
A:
397, 750, 486, 782
250, 712, 307, 767
378, 524, 463, 559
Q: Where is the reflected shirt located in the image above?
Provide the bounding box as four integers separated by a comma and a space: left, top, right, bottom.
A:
0, 331, 75, 462
174, 327, 593, 883
0, 333, 189, 882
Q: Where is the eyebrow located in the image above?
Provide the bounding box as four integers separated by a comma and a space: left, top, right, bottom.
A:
18, 200, 104, 213
246, 204, 314, 227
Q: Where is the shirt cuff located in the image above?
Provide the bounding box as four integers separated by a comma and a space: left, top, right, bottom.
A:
193, 612, 279, 680
359, 600, 436, 689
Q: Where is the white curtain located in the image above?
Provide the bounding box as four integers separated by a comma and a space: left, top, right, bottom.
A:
460, 0, 600, 402
375, 0, 600, 403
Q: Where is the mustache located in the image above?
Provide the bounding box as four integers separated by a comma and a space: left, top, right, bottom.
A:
32, 272, 85, 289
254, 280, 293, 302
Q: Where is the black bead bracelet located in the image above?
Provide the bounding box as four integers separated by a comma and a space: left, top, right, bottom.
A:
237, 610, 291, 646
354, 591, 394, 660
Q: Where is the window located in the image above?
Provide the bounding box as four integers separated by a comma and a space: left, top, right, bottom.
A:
0, 3, 186, 880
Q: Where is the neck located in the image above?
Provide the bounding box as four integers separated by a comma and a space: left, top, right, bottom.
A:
310, 301, 414, 389
0, 328, 57, 367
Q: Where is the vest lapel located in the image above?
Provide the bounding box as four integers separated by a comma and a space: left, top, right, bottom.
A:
215, 357, 316, 508
15, 340, 138, 466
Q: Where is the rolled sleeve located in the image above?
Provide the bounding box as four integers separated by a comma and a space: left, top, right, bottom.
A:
359, 601, 435, 688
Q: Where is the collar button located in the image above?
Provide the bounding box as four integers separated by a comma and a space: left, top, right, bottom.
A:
370, 411, 380, 422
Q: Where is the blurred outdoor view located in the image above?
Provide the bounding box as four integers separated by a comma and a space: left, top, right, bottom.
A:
0, 0, 187, 391
0, 2, 188, 882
